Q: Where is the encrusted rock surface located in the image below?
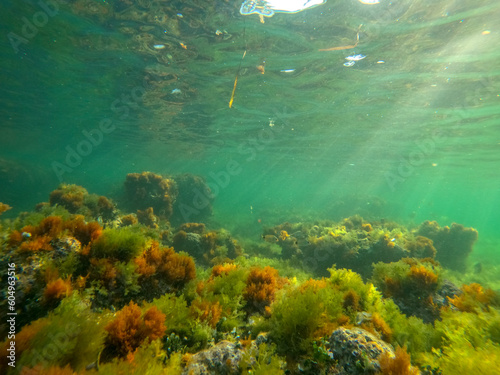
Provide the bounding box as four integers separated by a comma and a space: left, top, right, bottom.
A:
182, 340, 244, 375
328, 327, 395, 374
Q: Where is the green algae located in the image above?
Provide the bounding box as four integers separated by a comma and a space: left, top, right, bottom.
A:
15, 294, 107, 373
90, 227, 146, 262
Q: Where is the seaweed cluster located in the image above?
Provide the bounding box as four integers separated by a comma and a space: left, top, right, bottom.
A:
49, 184, 116, 221
0, 202, 12, 216
172, 225, 243, 266
1, 179, 499, 375
262, 215, 476, 278
417, 221, 478, 271
124, 172, 178, 221
124, 171, 214, 225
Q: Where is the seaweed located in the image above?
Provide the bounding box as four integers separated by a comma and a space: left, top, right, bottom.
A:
417, 221, 478, 271
371, 259, 442, 323
124, 171, 178, 220
103, 301, 166, 360
447, 282, 499, 313
134, 241, 196, 300
90, 227, 145, 262
2, 184, 498, 374
378, 346, 419, 375
13, 295, 106, 373
269, 275, 344, 357
189, 298, 223, 328
244, 266, 282, 316
0, 202, 12, 215
48, 184, 116, 221
43, 277, 72, 308
420, 308, 500, 374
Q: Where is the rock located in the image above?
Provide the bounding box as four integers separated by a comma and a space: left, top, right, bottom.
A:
328, 327, 394, 374
433, 279, 462, 310
182, 334, 270, 375
173, 231, 204, 258
51, 236, 82, 259
182, 340, 243, 375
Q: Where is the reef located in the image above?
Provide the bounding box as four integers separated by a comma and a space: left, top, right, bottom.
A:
417, 221, 478, 271
124, 172, 178, 220
1, 180, 499, 375
371, 258, 456, 323
172, 226, 244, 266
49, 184, 117, 221
123, 171, 214, 225
261, 216, 478, 279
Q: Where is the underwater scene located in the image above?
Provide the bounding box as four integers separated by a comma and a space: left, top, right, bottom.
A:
1, 0, 500, 374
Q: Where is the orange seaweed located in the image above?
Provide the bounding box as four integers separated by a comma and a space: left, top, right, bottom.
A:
64, 215, 102, 246
12, 216, 102, 254
25, 216, 64, 238
243, 266, 280, 315
408, 265, 438, 291
378, 346, 418, 375
447, 282, 498, 313
371, 312, 393, 342
179, 222, 206, 234
104, 302, 166, 358
43, 277, 72, 306
8, 230, 24, 246
18, 236, 53, 253
0, 202, 12, 215
134, 241, 196, 288
159, 248, 196, 286
190, 299, 223, 328
210, 263, 238, 279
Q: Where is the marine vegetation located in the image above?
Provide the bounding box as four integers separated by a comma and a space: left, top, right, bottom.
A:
49, 184, 116, 221
172, 226, 244, 265
0, 202, 12, 216
123, 171, 214, 225
243, 266, 284, 316
262, 217, 478, 280
90, 227, 145, 262
0, 178, 498, 375
417, 221, 478, 271
134, 240, 196, 300
378, 346, 419, 375
102, 301, 167, 359
124, 172, 178, 220
371, 258, 444, 323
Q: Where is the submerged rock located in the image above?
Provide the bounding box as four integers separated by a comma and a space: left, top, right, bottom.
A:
182, 334, 270, 375
51, 236, 82, 259
182, 340, 243, 375
328, 327, 394, 374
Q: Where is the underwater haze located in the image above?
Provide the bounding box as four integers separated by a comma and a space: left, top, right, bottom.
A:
2, 1, 500, 243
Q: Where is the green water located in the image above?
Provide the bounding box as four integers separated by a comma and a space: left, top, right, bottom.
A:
1, 0, 499, 257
